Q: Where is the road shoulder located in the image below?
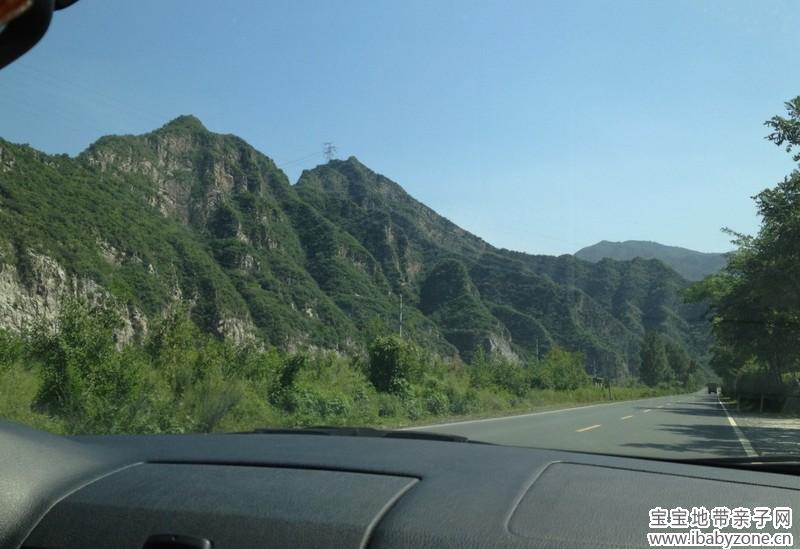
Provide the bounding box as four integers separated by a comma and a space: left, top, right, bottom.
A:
724, 398, 800, 457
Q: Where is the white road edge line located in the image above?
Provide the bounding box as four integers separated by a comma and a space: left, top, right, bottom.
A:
717, 396, 759, 458
576, 424, 601, 432
402, 394, 679, 431
620, 415, 633, 420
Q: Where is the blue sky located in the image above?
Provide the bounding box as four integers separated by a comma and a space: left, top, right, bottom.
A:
2, 0, 799, 255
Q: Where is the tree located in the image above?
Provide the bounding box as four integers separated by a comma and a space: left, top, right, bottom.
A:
639, 332, 672, 387
765, 96, 800, 161
145, 304, 203, 396
532, 347, 589, 391
367, 335, 421, 394
688, 97, 800, 381
32, 300, 141, 432
665, 340, 690, 385
468, 347, 492, 388
490, 356, 528, 396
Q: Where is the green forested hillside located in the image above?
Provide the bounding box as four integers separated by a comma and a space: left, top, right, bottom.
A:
296, 157, 708, 375
0, 116, 707, 379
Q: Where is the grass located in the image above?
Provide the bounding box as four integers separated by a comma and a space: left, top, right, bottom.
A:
0, 363, 64, 433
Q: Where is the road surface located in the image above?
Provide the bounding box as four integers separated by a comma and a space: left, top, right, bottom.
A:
411, 391, 772, 460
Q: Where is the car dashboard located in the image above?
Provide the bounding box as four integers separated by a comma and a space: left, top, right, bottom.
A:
2, 421, 798, 549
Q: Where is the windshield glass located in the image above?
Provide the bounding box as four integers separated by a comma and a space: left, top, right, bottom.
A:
1, 0, 800, 462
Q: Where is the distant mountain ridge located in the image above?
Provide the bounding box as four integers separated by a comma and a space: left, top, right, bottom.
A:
575, 240, 728, 281
0, 116, 710, 378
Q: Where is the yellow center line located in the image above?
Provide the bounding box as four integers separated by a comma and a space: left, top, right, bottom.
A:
620, 415, 633, 420
576, 424, 602, 432
643, 409, 652, 413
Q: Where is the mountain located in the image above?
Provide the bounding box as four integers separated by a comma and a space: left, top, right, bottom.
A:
295, 157, 710, 373
0, 116, 709, 378
575, 240, 728, 281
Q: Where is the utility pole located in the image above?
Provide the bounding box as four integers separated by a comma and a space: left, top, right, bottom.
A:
397, 281, 408, 338
535, 337, 539, 361
323, 142, 337, 161
399, 294, 404, 338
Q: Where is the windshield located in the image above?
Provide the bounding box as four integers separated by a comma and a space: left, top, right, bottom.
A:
1, 0, 800, 462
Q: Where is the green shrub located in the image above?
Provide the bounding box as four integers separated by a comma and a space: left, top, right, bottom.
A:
467, 347, 493, 388
490, 358, 528, 396
287, 386, 353, 425
368, 335, 422, 393
448, 387, 479, 415
423, 387, 450, 415
280, 354, 306, 389
530, 347, 589, 391
31, 300, 137, 432
0, 329, 23, 370
377, 393, 404, 418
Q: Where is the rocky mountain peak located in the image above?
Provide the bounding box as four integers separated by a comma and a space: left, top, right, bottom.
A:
155, 114, 209, 135
0, 118, 710, 374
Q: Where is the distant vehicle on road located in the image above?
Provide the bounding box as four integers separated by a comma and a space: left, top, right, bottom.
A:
707, 383, 718, 394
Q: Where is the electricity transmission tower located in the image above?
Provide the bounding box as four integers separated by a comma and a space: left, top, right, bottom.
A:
323, 142, 337, 161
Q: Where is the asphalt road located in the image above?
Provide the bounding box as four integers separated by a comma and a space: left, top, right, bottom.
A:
411, 391, 762, 460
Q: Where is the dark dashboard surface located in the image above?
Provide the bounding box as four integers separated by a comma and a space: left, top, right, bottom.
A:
2, 421, 799, 549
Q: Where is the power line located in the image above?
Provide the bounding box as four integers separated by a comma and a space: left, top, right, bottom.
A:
278, 151, 323, 167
